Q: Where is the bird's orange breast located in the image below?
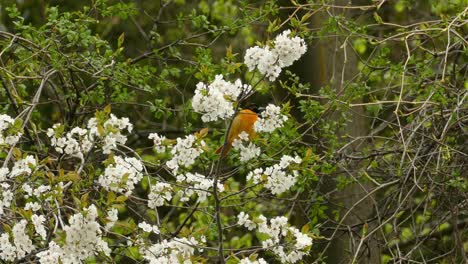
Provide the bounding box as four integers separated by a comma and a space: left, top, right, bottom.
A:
227, 109, 258, 144
215, 109, 259, 156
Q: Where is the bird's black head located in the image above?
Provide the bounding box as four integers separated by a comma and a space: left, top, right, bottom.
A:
245, 103, 265, 114
245, 103, 259, 113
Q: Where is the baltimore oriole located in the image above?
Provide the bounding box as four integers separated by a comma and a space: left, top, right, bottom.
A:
215, 104, 260, 157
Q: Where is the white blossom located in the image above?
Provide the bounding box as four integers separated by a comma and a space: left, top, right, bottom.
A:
254, 104, 288, 133
0, 167, 9, 181
240, 257, 269, 264
105, 208, 118, 230
290, 227, 313, 250
148, 182, 172, 208
0, 233, 16, 261
272, 30, 307, 67
22, 183, 33, 198
247, 155, 302, 195
10, 155, 36, 178
35, 206, 110, 263
25, 202, 41, 211
166, 135, 205, 174
0, 220, 35, 261
176, 172, 224, 202
244, 30, 307, 82
138, 222, 160, 234
12, 220, 35, 260
238, 214, 312, 263
148, 133, 167, 153
237, 211, 256, 231
192, 75, 251, 122
31, 214, 47, 240
98, 155, 144, 196
36, 241, 62, 264
0, 114, 22, 146
22, 184, 51, 200
245, 46, 282, 81
0, 184, 13, 216
61, 204, 111, 262
87, 114, 133, 154
141, 237, 199, 264
232, 131, 261, 162
48, 124, 93, 160
33, 185, 51, 198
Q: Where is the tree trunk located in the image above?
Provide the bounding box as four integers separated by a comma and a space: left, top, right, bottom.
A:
324, 2, 380, 262
296, 1, 381, 262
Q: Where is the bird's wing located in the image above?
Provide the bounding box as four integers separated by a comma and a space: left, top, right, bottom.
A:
228, 110, 258, 143
227, 113, 244, 144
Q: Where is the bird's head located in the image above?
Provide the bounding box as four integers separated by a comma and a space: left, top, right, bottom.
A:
245, 103, 265, 114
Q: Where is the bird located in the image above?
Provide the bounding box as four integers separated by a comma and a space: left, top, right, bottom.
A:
215, 104, 261, 157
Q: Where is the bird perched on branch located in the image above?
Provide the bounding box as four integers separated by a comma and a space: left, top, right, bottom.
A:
216, 104, 261, 157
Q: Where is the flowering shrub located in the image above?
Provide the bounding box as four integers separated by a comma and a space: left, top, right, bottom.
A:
0, 96, 313, 263
0, 115, 22, 146
0, 3, 316, 262
244, 30, 307, 81
192, 76, 252, 122
231, 131, 261, 162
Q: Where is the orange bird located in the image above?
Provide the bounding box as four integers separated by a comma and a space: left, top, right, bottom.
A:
216, 105, 260, 157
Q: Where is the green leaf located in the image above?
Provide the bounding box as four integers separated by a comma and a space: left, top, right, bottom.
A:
103, 104, 112, 115
353, 38, 367, 54
115, 195, 128, 203
118, 32, 125, 48
107, 191, 116, 203
373, 12, 383, 24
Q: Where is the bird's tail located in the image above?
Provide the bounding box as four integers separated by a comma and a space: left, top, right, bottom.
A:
215, 144, 232, 157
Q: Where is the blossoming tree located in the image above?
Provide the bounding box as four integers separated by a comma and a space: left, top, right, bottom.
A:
0, 2, 316, 263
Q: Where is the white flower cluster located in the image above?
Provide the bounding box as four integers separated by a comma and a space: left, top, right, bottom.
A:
232, 131, 261, 162
0, 114, 22, 146
0, 233, 16, 261
176, 172, 224, 202
22, 183, 51, 199
141, 236, 199, 264
273, 30, 308, 67
32, 214, 47, 240
192, 75, 251, 122
239, 257, 268, 264
244, 30, 307, 81
254, 104, 288, 133
148, 182, 173, 208
238, 214, 312, 263
244, 46, 281, 82
105, 208, 118, 230
9, 155, 37, 178
0, 167, 8, 181
0, 220, 35, 262
87, 114, 133, 154
148, 133, 167, 153
47, 114, 133, 157
35, 241, 62, 264
237, 211, 256, 231
138, 221, 160, 234
247, 155, 302, 195
36, 205, 110, 264
98, 155, 144, 196
25, 201, 41, 211
166, 135, 205, 174
47, 124, 93, 160
0, 183, 13, 216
